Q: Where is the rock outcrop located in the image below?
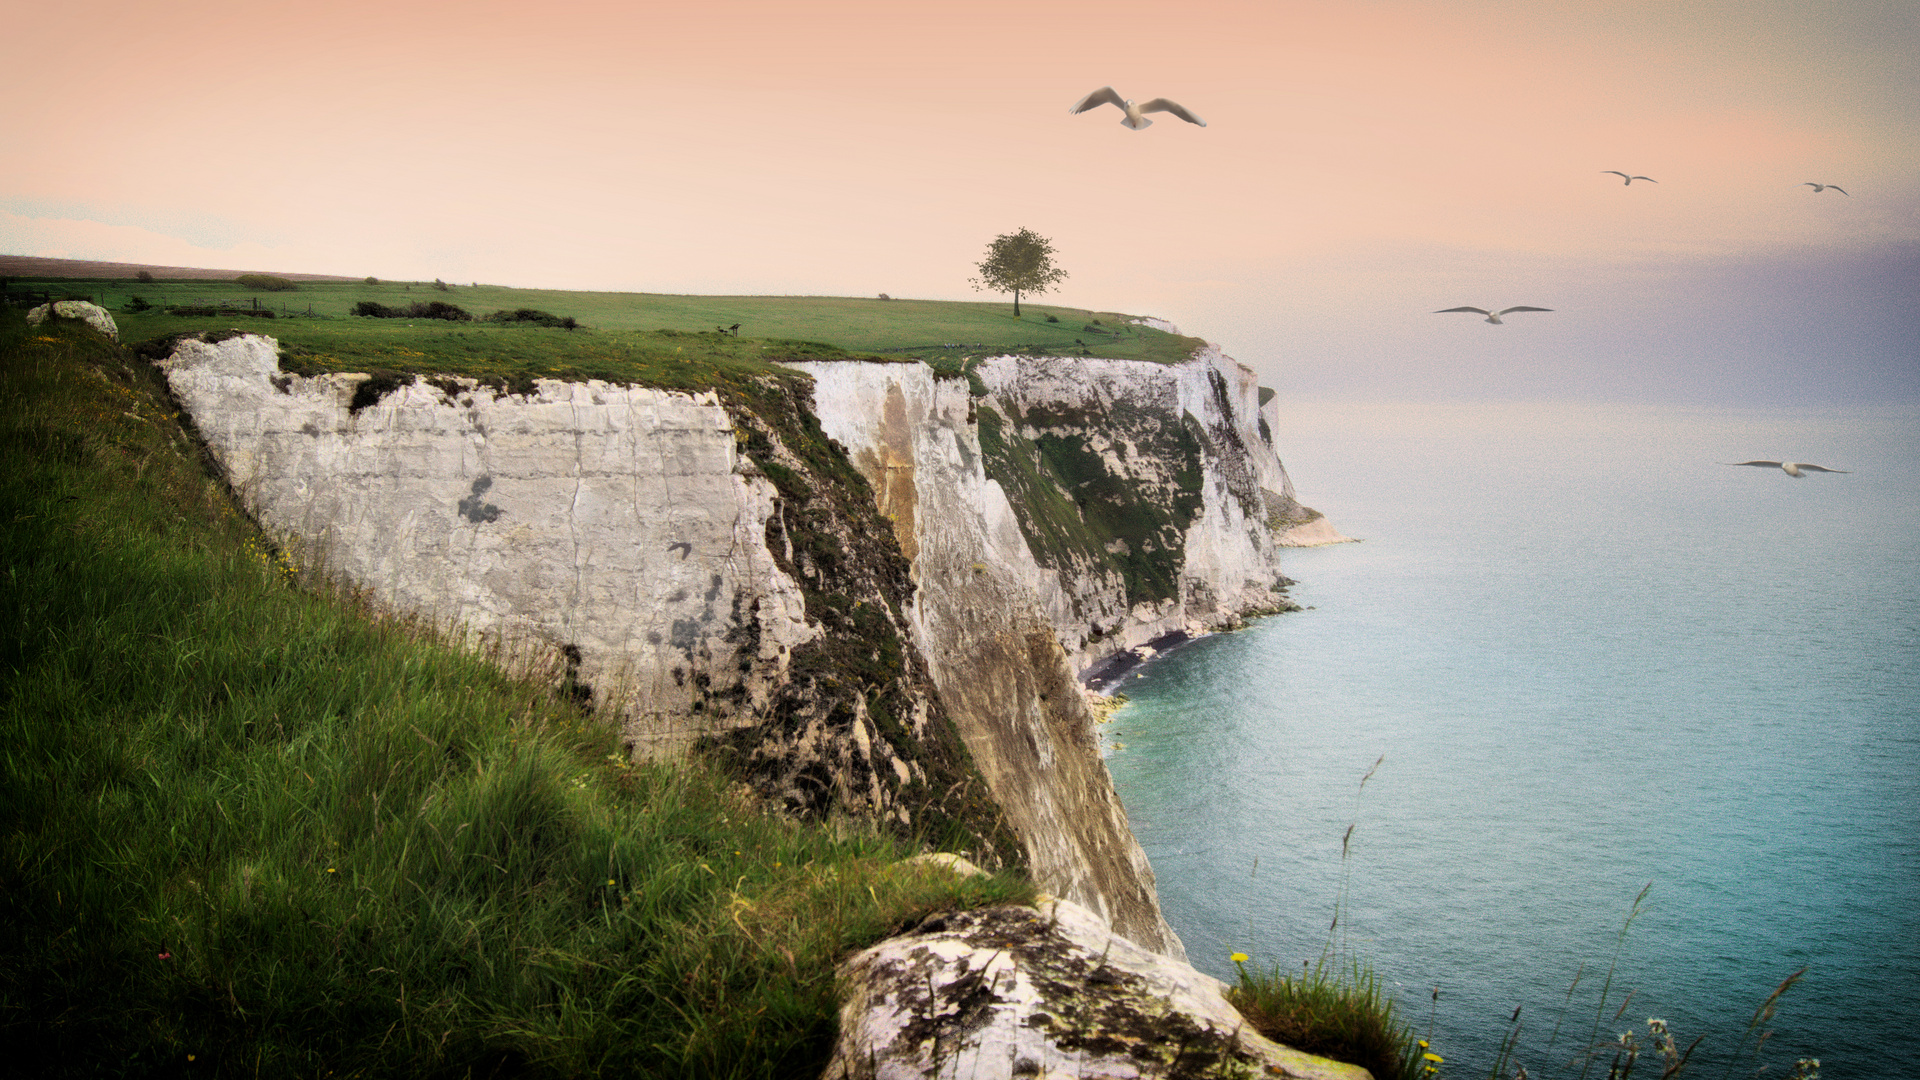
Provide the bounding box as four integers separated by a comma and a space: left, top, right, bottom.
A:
27, 300, 119, 341
829, 891, 1373, 1080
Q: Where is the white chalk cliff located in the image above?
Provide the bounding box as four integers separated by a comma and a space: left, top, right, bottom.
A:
155, 332, 1339, 961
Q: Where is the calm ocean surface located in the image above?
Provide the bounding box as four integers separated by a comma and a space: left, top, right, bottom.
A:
1103, 400, 1919, 1078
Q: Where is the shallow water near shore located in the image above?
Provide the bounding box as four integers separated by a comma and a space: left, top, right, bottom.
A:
1103, 399, 1920, 1078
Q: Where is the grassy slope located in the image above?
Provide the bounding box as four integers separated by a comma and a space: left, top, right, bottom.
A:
0, 311, 1032, 1078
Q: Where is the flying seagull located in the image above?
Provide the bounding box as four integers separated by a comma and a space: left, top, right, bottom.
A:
1435, 306, 1553, 324
1801, 183, 1849, 195
1603, 171, 1657, 185
1069, 86, 1207, 130
1724, 460, 1850, 478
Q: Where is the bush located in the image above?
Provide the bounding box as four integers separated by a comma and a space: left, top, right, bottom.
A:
136, 270, 154, 283
353, 300, 472, 322
411, 300, 470, 321
123, 296, 154, 313
433, 278, 450, 292
364, 276, 379, 285
234, 274, 297, 292
484, 308, 579, 329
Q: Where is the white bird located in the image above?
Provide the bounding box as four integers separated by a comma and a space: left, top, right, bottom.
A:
1724, 460, 1850, 478
1434, 306, 1553, 324
1603, 171, 1657, 185
1801, 183, 1849, 195
1069, 86, 1207, 130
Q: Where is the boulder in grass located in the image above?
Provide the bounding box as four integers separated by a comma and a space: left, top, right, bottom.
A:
829, 893, 1373, 1080
27, 300, 119, 341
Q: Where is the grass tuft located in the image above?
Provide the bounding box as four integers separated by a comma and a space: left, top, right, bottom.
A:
1230, 954, 1425, 1080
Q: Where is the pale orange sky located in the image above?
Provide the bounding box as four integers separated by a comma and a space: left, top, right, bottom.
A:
6, 0, 1916, 404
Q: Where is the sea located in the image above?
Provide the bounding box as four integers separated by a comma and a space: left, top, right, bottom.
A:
1101, 400, 1919, 1079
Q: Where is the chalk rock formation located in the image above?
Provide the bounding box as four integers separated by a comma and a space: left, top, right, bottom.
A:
792, 346, 1334, 695
153, 332, 1020, 862
829, 893, 1373, 1080
28, 300, 118, 341
157, 333, 809, 752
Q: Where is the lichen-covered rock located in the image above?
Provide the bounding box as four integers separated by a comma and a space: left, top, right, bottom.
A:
27, 300, 118, 341
828, 896, 1373, 1080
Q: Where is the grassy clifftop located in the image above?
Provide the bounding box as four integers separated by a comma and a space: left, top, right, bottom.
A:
9, 276, 1207, 389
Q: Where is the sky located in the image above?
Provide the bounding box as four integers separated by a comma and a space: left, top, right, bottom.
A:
6, 0, 1917, 407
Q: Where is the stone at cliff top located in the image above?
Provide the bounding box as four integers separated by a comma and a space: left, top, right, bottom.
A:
828, 893, 1372, 1080
27, 300, 118, 341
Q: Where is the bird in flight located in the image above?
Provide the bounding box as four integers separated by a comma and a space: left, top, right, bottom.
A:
1724, 460, 1849, 478
1602, 171, 1657, 185
1801, 183, 1849, 195
1435, 306, 1553, 324
1069, 87, 1207, 130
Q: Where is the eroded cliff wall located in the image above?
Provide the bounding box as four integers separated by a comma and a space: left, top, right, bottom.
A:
155, 333, 1020, 869
787, 360, 1182, 955
964, 347, 1326, 677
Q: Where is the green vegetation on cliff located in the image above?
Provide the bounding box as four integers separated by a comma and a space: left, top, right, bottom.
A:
0, 310, 1031, 1078
975, 401, 1206, 608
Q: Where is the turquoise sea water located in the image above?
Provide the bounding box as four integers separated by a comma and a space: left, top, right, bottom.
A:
1103, 401, 1920, 1078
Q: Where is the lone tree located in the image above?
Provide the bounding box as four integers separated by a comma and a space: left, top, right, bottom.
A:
971, 227, 1068, 317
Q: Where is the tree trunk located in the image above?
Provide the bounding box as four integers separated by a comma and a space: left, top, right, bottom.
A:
1013, 289, 1021, 316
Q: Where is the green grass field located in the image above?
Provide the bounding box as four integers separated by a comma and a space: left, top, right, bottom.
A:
0, 309, 1034, 1078
10, 277, 1207, 390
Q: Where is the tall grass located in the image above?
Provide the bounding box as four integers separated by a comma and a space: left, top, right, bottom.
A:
0, 312, 1032, 1078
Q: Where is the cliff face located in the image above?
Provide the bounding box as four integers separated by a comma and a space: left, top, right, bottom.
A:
155, 333, 1329, 960
968, 348, 1321, 677
154, 334, 1020, 870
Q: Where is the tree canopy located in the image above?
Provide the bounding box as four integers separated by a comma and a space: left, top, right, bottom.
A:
970, 227, 1068, 317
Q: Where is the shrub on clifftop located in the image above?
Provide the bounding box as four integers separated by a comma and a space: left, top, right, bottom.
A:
352, 299, 473, 321
234, 273, 297, 292
484, 308, 580, 329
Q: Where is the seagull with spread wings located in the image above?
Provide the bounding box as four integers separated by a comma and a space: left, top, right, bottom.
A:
1603, 171, 1657, 185
1801, 183, 1849, 195
1069, 86, 1207, 130
1434, 306, 1553, 324
1724, 460, 1850, 477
